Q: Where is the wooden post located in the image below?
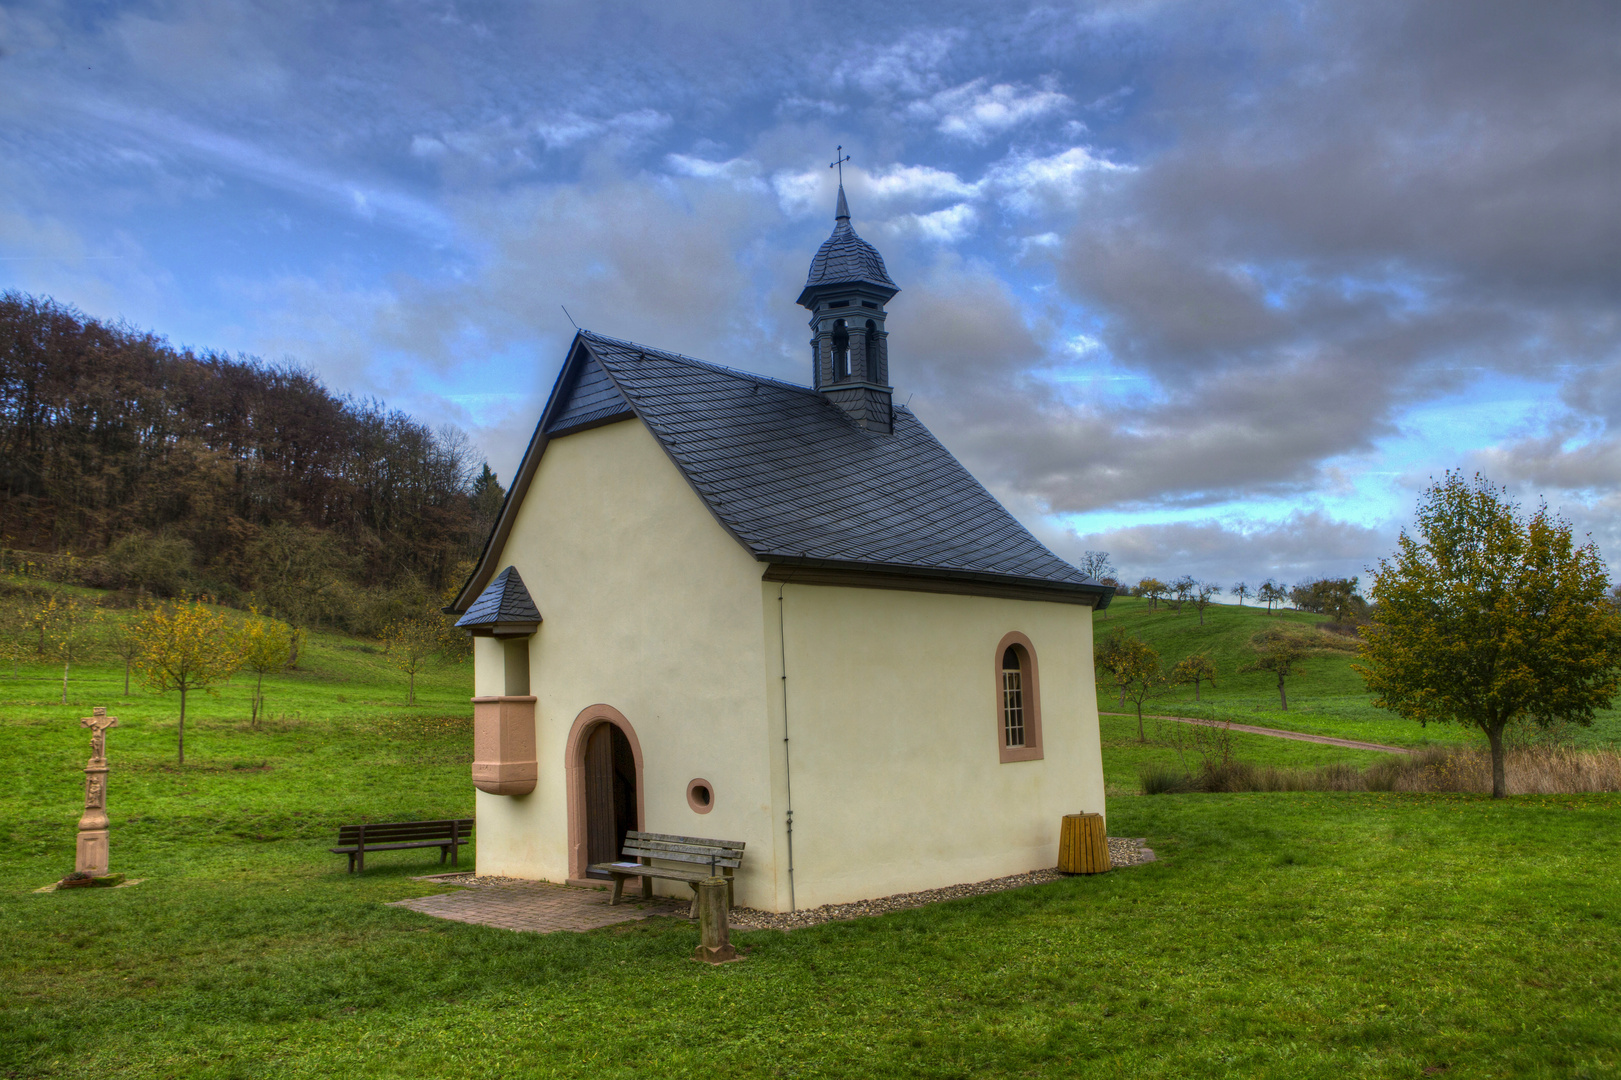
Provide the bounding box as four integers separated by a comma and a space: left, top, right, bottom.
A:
1057, 812, 1111, 874
692, 876, 737, 964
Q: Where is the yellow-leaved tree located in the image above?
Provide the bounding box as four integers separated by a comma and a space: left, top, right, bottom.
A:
38, 591, 103, 705
134, 596, 241, 763
382, 617, 441, 705
1357, 472, 1621, 798
236, 607, 293, 727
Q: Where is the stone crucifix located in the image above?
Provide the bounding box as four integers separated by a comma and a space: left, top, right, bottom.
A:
76, 707, 118, 876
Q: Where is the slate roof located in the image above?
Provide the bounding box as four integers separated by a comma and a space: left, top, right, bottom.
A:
801, 185, 897, 296
456, 566, 542, 628
572, 331, 1107, 601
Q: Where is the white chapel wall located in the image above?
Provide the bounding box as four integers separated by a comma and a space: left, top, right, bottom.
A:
472, 418, 778, 904
759, 582, 1103, 910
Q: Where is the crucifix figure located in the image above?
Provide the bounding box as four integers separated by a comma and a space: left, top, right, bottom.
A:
830, 145, 850, 183
82, 706, 118, 761
75, 707, 118, 876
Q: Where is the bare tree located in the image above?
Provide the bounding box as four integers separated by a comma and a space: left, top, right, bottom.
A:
1191, 581, 1222, 625
1232, 581, 1252, 606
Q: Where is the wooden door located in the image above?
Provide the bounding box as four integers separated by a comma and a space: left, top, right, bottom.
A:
584, 724, 618, 870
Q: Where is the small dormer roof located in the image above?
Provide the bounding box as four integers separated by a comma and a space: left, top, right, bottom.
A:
455, 566, 541, 637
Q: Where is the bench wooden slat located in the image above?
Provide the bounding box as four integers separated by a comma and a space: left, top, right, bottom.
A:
622, 848, 742, 869
622, 838, 744, 859
592, 861, 712, 883
332, 840, 457, 854
628, 831, 745, 850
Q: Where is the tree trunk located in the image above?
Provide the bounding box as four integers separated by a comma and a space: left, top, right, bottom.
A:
253, 671, 264, 727
1136, 701, 1146, 742
408, 670, 416, 706
1194, 680, 1201, 703
61, 658, 69, 705
178, 685, 187, 765
1487, 723, 1507, 799
1118, 685, 1126, 706
123, 658, 130, 696
1277, 673, 1288, 711
1198, 605, 1205, 625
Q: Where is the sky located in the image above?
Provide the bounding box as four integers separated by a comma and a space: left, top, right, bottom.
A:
2, 0, 1617, 591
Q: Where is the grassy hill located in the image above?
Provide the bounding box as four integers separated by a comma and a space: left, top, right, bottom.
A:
1094, 595, 1621, 752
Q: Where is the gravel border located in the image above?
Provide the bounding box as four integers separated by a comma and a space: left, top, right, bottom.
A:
729, 837, 1152, 931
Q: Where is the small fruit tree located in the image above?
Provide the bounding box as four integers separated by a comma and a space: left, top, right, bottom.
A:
134, 596, 241, 764
236, 608, 293, 727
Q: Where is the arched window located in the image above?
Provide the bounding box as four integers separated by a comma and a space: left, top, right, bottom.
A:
995, 633, 1043, 763
1002, 647, 1024, 747
864, 320, 879, 382
832, 320, 850, 379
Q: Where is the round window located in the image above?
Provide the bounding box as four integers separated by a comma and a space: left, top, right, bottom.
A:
686, 778, 714, 814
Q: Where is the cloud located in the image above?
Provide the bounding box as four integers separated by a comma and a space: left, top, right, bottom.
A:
1056, 511, 1394, 586
911, 79, 1070, 143
887, 203, 978, 244
534, 108, 670, 151
986, 146, 1131, 214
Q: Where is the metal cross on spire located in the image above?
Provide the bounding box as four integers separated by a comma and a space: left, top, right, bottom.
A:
830, 146, 851, 183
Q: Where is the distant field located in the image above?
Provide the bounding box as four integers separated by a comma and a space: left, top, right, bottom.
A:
1095, 595, 1621, 750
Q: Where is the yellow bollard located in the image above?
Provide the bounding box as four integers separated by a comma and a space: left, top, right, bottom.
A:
1057, 812, 1111, 874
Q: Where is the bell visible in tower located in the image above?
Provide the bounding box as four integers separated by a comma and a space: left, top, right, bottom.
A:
796, 151, 900, 433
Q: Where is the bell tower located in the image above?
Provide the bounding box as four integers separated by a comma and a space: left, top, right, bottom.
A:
796, 170, 899, 433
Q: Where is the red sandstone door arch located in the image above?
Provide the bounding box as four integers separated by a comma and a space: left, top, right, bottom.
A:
565, 705, 645, 883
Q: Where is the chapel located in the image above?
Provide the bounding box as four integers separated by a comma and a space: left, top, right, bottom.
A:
448, 184, 1113, 911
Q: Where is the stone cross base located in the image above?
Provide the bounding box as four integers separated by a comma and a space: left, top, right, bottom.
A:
76, 828, 109, 876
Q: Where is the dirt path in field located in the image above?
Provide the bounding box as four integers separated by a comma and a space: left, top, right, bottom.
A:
1099, 712, 1412, 754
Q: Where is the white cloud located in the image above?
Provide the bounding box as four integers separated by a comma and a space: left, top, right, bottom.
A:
534, 108, 670, 151
833, 29, 963, 96
665, 153, 763, 186
910, 79, 1070, 143
888, 203, 978, 244
987, 146, 1131, 214
863, 164, 979, 203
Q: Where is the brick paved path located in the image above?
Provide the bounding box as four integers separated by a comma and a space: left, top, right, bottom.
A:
390, 878, 689, 933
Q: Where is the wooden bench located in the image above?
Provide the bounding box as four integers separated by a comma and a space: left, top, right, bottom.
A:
590, 831, 745, 916
331, 819, 474, 873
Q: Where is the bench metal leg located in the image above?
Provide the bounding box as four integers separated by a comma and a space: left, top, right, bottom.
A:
451, 841, 459, 868
347, 852, 357, 873
688, 883, 700, 919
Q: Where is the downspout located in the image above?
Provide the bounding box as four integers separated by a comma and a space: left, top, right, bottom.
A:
778, 582, 796, 912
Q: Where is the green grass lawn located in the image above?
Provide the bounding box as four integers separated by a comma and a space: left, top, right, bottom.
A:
1096, 596, 1621, 750
4, 616, 1620, 1077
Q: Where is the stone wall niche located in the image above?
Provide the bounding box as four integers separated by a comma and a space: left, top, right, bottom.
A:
472, 694, 538, 796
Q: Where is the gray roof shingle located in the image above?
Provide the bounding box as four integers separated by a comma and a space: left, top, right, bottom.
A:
456, 566, 542, 629
576, 331, 1107, 601
801, 186, 897, 295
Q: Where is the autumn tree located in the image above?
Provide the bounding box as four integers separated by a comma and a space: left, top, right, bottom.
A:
1355, 472, 1621, 798
1137, 577, 1166, 611
105, 608, 146, 696
1170, 575, 1196, 613
38, 591, 102, 705
1232, 581, 1251, 606
383, 617, 441, 705
1118, 639, 1165, 741
1096, 627, 1130, 707
134, 597, 241, 764
1191, 581, 1222, 625
1171, 654, 1218, 703
236, 608, 293, 727
1257, 580, 1286, 613
1242, 627, 1316, 711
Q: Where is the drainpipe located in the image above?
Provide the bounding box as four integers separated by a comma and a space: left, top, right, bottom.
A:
778, 582, 796, 912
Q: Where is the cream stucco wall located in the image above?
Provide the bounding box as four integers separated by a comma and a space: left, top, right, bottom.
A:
758, 582, 1103, 910
472, 417, 780, 905
472, 414, 1105, 913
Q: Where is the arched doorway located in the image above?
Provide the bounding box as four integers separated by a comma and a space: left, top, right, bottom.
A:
565, 705, 645, 883
583, 722, 637, 874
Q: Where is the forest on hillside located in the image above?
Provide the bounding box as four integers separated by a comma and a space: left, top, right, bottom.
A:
0, 293, 504, 632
